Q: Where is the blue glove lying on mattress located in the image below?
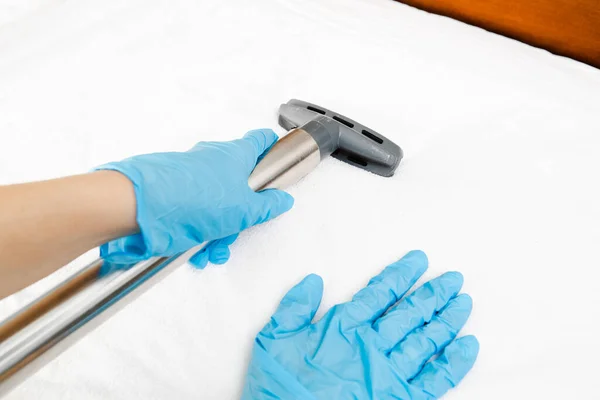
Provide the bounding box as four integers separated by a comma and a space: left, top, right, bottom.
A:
95, 129, 294, 269
243, 250, 479, 399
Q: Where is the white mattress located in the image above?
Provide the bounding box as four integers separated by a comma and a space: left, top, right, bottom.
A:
1, 0, 600, 398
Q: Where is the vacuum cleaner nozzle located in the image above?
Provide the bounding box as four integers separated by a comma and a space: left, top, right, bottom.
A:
278, 99, 403, 177
248, 99, 403, 191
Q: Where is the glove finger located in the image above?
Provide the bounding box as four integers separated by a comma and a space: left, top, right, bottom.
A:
209, 245, 231, 265
249, 189, 295, 226
390, 294, 473, 380
340, 250, 428, 323
259, 274, 324, 339
373, 271, 463, 347
188, 246, 210, 269
189, 234, 238, 268
241, 129, 279, 172
410, 335, 479, 398
208, 233, 238, 264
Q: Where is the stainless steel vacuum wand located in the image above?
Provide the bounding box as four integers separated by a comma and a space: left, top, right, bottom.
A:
0, 99, 402, 394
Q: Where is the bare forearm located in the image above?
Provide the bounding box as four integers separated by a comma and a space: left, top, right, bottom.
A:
0, 171, 137, 299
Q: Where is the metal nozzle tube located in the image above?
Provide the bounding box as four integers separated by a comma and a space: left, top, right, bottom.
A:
0, 129, 321, 394
248, 128, 320, 191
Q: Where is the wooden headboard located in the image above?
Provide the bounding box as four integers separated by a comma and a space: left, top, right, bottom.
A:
396, 0, 600, 68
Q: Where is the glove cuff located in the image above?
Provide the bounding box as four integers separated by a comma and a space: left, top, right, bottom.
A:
93, 162, 165, 262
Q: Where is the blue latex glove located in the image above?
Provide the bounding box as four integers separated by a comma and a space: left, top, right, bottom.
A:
95, 129, 294, 268
243, 250, 478, 399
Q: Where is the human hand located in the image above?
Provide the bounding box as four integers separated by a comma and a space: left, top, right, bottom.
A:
96, 129, 294, 267
243, 250, 478, 399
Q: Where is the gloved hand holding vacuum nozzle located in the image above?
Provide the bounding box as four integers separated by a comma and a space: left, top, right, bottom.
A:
96, 128, 294, 270
98, 99, 404, 271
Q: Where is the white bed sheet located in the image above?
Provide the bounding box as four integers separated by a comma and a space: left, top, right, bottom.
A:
1, 0, 600, 398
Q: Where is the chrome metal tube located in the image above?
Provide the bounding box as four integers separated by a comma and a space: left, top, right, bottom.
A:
0, 255, 185, 395
248, 128, 321, 190
0, 128, 320, 394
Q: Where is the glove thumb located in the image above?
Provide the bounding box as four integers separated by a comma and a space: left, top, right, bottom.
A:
251, 189, 294, 226
242, 129, 279, 171
259, 274, 324, 339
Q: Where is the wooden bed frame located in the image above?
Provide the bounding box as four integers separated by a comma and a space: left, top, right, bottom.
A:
396, 0, 600, 68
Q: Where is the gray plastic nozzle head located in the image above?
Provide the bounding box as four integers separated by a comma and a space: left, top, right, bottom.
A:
278, 99, 403, 177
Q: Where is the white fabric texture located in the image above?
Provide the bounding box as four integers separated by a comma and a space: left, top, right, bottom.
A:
1, 0, 600, 398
